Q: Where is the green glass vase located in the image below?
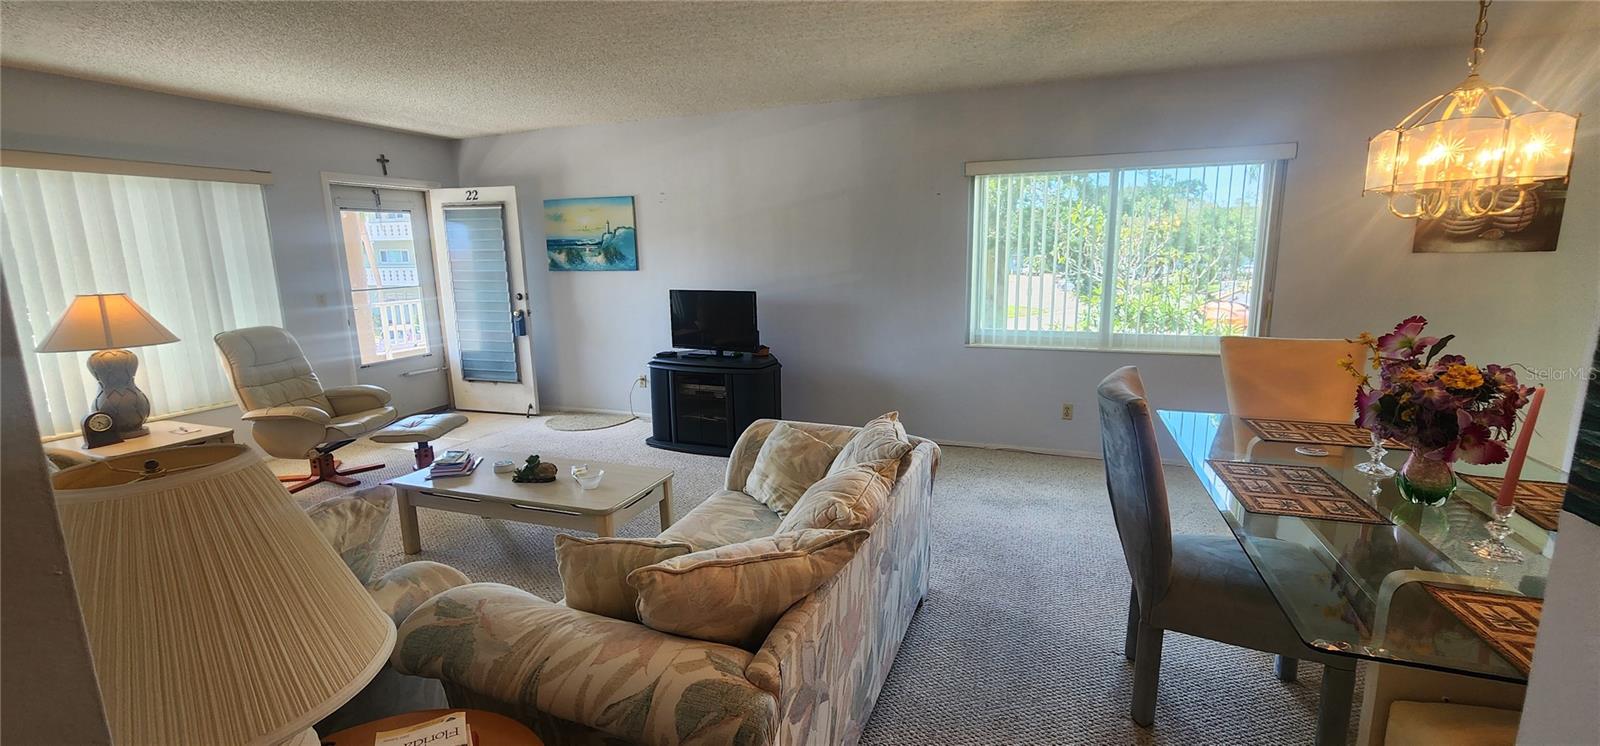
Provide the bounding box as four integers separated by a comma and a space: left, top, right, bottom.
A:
1396, 452, 1457, 506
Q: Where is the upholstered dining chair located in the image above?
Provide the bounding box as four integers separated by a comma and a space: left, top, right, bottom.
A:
215, 326, 398, 492
1097, 366, 1357, 746
1220, 336, 1368, 422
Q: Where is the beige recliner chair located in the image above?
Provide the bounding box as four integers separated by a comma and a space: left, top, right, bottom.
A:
214, 326, 398, 493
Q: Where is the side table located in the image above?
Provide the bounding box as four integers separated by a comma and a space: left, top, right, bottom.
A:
320, 709, 540, 745
45, 419, 235, 461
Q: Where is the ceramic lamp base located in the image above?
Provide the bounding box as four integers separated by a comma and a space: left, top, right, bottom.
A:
87, 348, 151, 437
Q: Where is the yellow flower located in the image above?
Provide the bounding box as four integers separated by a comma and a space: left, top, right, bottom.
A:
1338, 354, 1365, 381
1395, 367, 1429, 383
1440, 364, 1485, 391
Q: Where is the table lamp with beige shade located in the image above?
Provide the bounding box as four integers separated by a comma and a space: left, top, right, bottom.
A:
51, 444, 395, 745
35, 292, 179, 438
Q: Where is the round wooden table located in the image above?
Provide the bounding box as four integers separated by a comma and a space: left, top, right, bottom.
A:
321, 709, 541, 745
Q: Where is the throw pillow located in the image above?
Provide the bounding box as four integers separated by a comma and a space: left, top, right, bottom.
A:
827, 411, 913, 478
744, 422, 842, 514
628, 528, 870, 650
778, 463, 892, 533
555, 535, 694, 622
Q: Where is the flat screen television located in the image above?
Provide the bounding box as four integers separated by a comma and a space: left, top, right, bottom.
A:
670, 289, 759, 353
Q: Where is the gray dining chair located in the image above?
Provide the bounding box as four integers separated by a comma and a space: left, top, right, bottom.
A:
1096, 366, 1357, 746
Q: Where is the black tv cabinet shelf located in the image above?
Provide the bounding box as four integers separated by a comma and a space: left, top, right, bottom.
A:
646, 352, 781, 457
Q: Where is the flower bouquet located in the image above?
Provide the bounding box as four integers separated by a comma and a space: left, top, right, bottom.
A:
1345, 316, 1534, 505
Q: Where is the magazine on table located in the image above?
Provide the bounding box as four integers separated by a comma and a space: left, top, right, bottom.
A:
373, 710, 471, 746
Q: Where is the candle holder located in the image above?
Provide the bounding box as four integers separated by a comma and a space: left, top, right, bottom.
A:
1470, 503, 1525, 563
1355, 430, 1396, 478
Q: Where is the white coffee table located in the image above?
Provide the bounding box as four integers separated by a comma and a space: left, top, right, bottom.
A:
388, 453, 675, 553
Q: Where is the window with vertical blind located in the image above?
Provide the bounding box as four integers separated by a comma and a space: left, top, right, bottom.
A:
0, 161, 282, 437
965, 144, 1293, 353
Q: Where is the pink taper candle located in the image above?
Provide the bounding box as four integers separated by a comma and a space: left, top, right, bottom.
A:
1497, 386, 1545, 508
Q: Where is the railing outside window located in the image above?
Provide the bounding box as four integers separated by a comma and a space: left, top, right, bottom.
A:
966, 145, 1293, 354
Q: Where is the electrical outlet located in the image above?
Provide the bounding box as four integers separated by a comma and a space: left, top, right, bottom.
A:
1060, 403, 1074, 421
636, 375, 648, 389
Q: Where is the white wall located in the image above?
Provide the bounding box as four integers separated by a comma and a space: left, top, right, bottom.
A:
1, 69, 457, 449
459, 35, 1599, 462
1519, 510, 1600, 744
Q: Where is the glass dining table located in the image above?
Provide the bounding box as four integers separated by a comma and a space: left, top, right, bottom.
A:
1158, 409, 1563, 684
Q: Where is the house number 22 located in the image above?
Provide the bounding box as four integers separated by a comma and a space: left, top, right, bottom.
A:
464, 189, 479, 201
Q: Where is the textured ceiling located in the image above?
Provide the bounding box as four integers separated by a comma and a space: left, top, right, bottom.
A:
2, 1, 1596, 139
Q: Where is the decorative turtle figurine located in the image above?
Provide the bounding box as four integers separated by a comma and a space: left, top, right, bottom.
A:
511, 455, 558, 483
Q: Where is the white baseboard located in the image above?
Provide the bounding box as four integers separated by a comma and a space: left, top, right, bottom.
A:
931, 437, 1099, 460
930, 437, 1186, 467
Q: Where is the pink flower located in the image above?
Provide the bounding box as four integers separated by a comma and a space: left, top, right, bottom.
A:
1418, 384, 1454, 409
1454, 422, 1510, 465
1355, 388, 1383, 430
1376, 316, 1438, 359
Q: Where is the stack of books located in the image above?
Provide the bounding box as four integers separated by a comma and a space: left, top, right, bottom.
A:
429, 449, 480, 479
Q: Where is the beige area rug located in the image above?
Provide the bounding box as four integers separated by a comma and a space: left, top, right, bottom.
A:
270, 415, 1356, 744
545, 411, 638, 431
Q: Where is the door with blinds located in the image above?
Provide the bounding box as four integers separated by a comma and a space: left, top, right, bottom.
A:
427, 186, 540, 415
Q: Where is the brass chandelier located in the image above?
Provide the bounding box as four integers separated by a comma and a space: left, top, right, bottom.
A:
1363, 0, 1579, 219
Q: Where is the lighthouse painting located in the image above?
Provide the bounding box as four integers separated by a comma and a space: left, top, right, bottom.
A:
544, 196, 639, 271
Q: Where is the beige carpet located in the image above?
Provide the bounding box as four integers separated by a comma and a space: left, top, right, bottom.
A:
271, 414, 1354, 745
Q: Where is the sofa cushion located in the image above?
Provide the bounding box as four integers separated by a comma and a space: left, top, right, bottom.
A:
555, 535, 694, 622
778, 463, 893, 533
305, 485, 393, 584
744, 422, 842, 515
828, 411, 912, 478
658, 489, 784, 551
628, 528, 870, 651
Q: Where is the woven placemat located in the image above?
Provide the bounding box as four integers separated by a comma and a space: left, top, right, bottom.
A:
1206, 460, 1389, 524
1243, 418, 1408, 450
1458, 475, 1565, 532
1424, 585, 1542, 675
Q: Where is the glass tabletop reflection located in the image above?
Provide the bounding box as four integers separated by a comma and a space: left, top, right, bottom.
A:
1157, 409, 1564, 683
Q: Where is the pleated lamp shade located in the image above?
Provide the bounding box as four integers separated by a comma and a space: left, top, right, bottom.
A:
52, 444, 394, 745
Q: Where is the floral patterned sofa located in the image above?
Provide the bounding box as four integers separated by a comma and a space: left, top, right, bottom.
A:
390, 419, 941, 745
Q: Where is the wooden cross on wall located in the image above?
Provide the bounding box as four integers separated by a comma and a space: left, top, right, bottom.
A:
376, 153, 391, 176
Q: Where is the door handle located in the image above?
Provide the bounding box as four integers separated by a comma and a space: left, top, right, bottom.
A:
512, 309, 528, 337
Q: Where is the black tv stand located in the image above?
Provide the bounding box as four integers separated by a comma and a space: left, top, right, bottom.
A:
646, 352, 781, 457
681, 350, 745, 360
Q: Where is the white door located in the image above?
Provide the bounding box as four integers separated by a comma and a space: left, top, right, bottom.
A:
428, 186, 540, 415
330, 185, 450, 413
